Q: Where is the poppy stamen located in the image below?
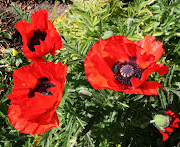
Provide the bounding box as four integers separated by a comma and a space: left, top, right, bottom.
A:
28, 77, 54, 98
112, 61, 142, 85
28, 29, 47, 52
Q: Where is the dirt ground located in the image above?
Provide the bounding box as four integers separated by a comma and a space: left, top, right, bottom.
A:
0, 0, 69, 52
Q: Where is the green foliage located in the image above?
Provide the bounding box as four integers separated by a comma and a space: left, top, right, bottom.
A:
11, 3, 31, 22
0, 14, 12, 42
0, 0, 180, 146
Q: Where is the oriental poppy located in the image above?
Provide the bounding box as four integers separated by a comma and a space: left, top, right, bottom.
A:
15, 9, 62, 62
84, 35, 168, 95
7, 61, 67, 135
153, 110, 180, 141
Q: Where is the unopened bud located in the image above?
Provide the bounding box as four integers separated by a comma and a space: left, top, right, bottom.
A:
153, 113, 171, 130
177, 141, 180, 147
102, 31, 113, 39
78, 89, 92, 97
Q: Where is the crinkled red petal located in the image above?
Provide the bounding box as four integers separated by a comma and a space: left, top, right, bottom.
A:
15, 20, 33, 44
103, 35, 138, 62
171, 118, 180, 128
85, 37, 131, 90
30, 9, 49, 32
131, 63, 168, 89
135, 35, 164, 69
165, 127, 174, 133
85, 52, 125, 90
20, 93, 58, 121
159, 130, 169, 141
122, 81, 162, 95
8, 105, 59, 135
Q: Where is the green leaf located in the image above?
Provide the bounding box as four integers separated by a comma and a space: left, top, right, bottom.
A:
158, 89, 167, 109
5, 48, 13, 54
15, 58, 23, 67
165, 87, 180, 97
3, 32, 12, 39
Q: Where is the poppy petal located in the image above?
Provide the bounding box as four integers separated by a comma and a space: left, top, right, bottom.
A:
122, 81, 162, 95
15, 20, 33, 44
159, 130, 169, 141
85, 53, 122, 90
131, 63, 168, 88
103, 35, 137, 62
31, 9, 49, 32
135, 35, 164, 69
8, 105, 59, 135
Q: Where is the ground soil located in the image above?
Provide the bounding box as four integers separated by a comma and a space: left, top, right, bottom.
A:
0, 0, 69, 52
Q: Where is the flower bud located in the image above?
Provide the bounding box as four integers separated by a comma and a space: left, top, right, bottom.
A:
177, 141, 180, 147
153, 112, 171, 130
102, 31, 113, 39
78, 89, 92, 97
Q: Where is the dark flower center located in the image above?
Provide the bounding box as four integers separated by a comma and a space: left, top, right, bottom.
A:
112, 58, 142, 85
28, 29, 47, 52
120, 65, 134, 77
28, 77, 54, 98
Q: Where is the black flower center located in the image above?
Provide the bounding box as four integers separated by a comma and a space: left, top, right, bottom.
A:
28, 29, 47, 52
28, 77, 54, 98
112, 58, 142, 85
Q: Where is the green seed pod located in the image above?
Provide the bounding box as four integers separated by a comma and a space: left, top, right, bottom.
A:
153, 113, 171, 130
102, 31, 113, 39
177, 141, 180, 147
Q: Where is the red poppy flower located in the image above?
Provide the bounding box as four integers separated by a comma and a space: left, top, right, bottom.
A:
7, 61, 67, 135
84, 35, 168, 95
157, 110, 180, 141
15, 9, 62, 62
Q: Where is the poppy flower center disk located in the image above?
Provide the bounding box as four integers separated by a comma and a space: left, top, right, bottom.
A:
112, 61, 142, 85
28, 77, 54, 98
28, 29, 47, 52
120, 65, 134, 77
